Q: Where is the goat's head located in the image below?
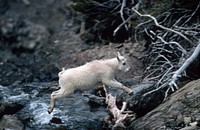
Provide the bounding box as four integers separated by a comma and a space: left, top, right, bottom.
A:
117, 52, 130, 72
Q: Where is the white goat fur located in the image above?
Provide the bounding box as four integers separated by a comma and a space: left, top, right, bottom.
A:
48, 52, 132, 113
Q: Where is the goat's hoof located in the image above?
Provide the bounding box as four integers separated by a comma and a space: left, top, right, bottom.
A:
48, 109, 53, 114
127, 89, 133, 95
128, 91, 133, 96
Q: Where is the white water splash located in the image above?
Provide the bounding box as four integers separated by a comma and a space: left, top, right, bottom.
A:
29, 100, 70, 124
29, 100, 53, 125
8, 92, 29, 102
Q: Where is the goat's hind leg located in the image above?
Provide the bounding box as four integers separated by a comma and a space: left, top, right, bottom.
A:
49, 89, 62, 114
48, 89, 62, 114
48, 88, 74, 114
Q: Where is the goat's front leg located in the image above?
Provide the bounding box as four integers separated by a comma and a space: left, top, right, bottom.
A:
103, 80, 133, 94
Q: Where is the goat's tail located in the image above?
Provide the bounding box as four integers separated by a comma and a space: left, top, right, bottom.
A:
58, 68, 65, 77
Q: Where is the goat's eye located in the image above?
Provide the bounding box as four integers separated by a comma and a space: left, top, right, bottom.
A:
122, 62, 126, 65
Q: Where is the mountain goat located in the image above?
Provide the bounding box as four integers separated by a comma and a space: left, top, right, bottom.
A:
48, 52, 133, 114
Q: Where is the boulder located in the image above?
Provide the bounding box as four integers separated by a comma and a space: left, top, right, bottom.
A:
129, 79, 200, 130
0, 115, 24, 130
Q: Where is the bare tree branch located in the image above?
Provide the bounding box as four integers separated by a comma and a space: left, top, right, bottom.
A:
113, 1, 140, 36
182, 1, 200, 25
168, 41, 200, 91
119, 0, 128, 30
131, 8, 193, 44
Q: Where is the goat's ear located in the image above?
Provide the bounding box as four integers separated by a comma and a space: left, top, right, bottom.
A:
117, 52, 121, 61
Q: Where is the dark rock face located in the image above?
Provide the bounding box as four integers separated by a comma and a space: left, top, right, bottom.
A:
0, 0, 8, 15
129, 79, 200, 130
0, 0, 70, 85
0, 17, 56, 85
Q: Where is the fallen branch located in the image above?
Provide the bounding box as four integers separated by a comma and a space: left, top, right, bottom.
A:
103, 86, 135, 130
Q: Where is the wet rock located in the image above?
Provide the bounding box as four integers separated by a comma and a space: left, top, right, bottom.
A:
117, 82, 165, 117
84, 92, 105, 107
0, 102, 23, 118
50, 117, 63, 124
0, 85, 25, 118
0, 115, 24, 130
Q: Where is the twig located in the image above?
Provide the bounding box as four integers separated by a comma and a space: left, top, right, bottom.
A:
119, 0, 128, 30
182, 1, 200, 25
113, 1, 140, 36
113, 14, 134, 36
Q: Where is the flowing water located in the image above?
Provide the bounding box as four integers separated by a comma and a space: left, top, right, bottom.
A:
0, 82, 108, 130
